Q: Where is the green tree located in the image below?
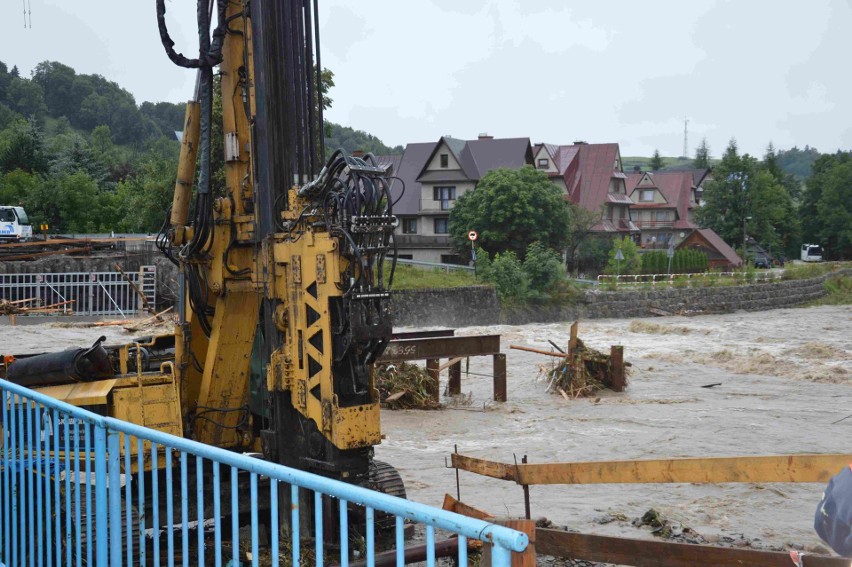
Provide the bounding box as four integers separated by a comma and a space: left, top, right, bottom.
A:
32, 61, 77, 118
696, 139, 749, 248
604, 236, 641, 275
564, 201, 600, 275
698, 139, 797, 257
650, 149, 664, 171
802, 152, 852, 259
5, 76, 47, 117
522, 242, 564, 297
449, 166, 569, 260
479, 250, 529, 302
0, 118, 49, 174
693, 138, 710, 169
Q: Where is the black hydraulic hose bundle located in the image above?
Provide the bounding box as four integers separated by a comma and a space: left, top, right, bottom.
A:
156, 0, 227, 336
298, 150, 401, 295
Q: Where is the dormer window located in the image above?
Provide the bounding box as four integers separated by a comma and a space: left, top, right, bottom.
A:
538, 158, 549, 169
639, 190, 654, 202
440, 154, 448, 168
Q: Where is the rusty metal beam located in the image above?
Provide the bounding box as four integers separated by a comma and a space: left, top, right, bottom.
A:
451, 453, 852, 485
391, 329, 455, 340
536, 529, 850, 567
379, 335, 501, 362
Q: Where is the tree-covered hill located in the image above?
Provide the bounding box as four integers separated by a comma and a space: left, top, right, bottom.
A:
0, 60, 402, 234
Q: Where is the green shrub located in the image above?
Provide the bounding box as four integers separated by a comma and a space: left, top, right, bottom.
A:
522, 242, 565, 297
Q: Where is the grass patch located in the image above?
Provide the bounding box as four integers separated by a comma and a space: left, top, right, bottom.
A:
807, 274, 852, 306
389, 262, 478, 290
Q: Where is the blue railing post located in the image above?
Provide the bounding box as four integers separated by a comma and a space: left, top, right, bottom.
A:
109, 429, 122, 567
94, 425, 109, 565
491, 543, 512, 567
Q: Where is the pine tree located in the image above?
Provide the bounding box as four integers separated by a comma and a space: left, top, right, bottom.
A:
650, 149, 664, 171
693, 138, 710, 169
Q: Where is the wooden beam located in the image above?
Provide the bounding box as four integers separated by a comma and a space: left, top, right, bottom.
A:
452, 453, 852, 485
438, 356, 465, 372
509, 345, 570, 358
536, 528, 851, 567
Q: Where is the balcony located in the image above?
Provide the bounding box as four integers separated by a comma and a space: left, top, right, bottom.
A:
633, 220, 675, 229
394, 234, 451, 248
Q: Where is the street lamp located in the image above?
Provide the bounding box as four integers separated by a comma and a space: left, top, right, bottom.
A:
742, 215, 752, 261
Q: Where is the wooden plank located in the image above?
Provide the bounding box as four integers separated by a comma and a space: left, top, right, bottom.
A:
452, 453, 852, 485
442, 494, 494, 521
451, 453, 518, 482
536, 528, 850, 567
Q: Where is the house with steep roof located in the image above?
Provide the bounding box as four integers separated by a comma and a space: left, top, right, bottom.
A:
625, 170, 708, 249
384, 135, 533, 263
534, 142, 638, 236
678, 228, 743, 269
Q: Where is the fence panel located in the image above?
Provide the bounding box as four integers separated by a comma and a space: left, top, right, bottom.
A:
0, 378, 528, 565
0, 266, 156, 316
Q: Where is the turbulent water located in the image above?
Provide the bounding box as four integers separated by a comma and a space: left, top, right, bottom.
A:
380, 305, 852, 552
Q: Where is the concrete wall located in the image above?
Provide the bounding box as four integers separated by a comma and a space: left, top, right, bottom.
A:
391, 286, 500, 328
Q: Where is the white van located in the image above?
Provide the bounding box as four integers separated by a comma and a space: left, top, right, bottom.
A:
801, 244, 823, 262
0, 206, 33, 242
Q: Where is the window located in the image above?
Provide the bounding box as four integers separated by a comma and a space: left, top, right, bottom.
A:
441, 254, 464, 265
434, 218, 449, 234
391, 254, 413, 260
440, 154, 449, 168
402, 218, 417, 234
639, 190, 654, 202
656, 210, 669, 221
537, 158, 549, 169
433, 186, 456, 210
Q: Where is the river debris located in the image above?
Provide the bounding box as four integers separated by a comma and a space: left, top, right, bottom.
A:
1, 298, 75, 320
512, 322, 629, 398
375, 362, 442, 410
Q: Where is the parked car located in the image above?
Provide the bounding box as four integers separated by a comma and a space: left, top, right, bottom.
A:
754, 254, 771, 269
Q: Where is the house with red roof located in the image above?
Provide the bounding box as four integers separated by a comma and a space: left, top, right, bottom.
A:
625, 170, 708, 249
383, 135, 533, 263
534, 142, 639, 236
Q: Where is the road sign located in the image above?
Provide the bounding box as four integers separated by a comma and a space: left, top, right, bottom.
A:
468, 230, 478, 241
614, 248, 624, 261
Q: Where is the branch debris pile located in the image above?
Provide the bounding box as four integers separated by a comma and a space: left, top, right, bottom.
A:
374, 362, 441, 410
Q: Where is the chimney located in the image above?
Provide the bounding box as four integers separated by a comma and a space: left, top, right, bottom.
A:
352, 150, 365, 158
478, 133, 493, 140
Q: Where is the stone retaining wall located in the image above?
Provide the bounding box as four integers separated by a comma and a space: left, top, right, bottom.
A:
392, 270, 851, 327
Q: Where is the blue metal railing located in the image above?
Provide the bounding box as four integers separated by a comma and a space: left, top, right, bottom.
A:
0, 378, 527, 566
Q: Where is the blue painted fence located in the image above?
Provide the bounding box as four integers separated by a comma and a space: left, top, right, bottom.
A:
0, 378, 527, 566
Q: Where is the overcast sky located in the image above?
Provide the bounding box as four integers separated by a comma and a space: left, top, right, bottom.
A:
4, 0, 851, 157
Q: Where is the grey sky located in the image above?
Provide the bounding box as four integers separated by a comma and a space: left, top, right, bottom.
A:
5, 1, 851, 157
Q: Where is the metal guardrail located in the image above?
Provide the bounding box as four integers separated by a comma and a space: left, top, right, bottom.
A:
0, 378, 528, 566
0, 266, 156, 316
392, 258, 474, 273
596, 271, 782, 286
